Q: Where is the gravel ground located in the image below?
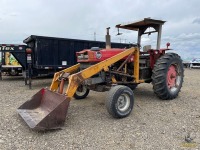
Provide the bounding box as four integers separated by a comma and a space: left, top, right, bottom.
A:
0, 68, 200, 150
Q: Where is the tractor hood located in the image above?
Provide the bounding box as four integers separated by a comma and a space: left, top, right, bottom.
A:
76, 48, 134, 63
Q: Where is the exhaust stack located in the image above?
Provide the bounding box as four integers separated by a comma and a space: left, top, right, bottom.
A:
106, 27, 111, 49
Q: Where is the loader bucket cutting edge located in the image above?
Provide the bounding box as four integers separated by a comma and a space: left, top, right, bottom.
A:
17, 88, 70, 130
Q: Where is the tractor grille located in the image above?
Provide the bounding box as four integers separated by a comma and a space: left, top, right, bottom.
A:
77, 52, 89, 60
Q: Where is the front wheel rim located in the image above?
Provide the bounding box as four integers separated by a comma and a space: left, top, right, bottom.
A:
76, 86, 87, 96
116, 93, 130, 112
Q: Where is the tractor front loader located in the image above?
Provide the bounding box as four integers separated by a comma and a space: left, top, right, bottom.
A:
17, 18, 184, 130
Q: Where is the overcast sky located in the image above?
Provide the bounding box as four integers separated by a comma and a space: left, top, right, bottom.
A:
0, 0, 200, 59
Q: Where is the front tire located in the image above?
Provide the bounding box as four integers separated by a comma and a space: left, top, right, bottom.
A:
152, 53, 184, 100
73, 85, 90, 100
106, 85, 134, 118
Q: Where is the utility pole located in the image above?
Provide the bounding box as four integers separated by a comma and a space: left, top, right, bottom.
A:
94, 32, 96, 41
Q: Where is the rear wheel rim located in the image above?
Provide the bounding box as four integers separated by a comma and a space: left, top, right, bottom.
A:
167, 64, 182, 93
116, 93, 130, 112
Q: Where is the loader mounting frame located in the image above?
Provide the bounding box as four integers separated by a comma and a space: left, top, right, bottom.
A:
51, 47, 141, 99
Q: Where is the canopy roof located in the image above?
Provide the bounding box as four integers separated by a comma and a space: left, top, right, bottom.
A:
116, 18, 166, 31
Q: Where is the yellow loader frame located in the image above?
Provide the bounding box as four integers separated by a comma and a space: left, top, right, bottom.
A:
50, 47, 142, 99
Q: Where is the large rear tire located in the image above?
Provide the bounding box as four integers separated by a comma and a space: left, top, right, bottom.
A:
73, 85, 90, 100
152, 53, 184, 100
106, 85, 134, 118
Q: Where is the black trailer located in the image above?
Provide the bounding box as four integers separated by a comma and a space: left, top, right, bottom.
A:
23, 35, 132, 88
23, 35, 132, 70
1, 35, 132, 88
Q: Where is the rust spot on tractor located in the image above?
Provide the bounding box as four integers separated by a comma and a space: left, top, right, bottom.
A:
41, 88, 45, 95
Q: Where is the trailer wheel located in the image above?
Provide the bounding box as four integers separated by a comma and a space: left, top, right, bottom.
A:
73, 85, 90, 100
106, 85, 134, 118
152, 53, 184, 100
9, 70, 19, 76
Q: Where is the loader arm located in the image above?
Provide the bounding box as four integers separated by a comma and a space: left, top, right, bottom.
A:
65, 47, 139, 98
50, 63, 80, 91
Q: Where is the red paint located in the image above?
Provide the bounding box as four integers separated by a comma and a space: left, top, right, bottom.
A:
149, 49, 171, 69
167, 65, 177, 88
77, 48, 171, 69
77, 48, 134, 63
166, 42, 170, 48
41, 88, 45, 95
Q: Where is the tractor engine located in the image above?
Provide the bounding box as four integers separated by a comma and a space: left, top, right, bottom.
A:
76, 47, 135, 91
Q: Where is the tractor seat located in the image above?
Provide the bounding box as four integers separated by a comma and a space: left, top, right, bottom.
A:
143, 45, 151, 52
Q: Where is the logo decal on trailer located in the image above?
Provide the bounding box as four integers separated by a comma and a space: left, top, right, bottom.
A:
0, 46, 14, 51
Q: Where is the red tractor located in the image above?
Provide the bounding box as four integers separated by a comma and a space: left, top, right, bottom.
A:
18, 18, 184, 130
75, 18, 184, 101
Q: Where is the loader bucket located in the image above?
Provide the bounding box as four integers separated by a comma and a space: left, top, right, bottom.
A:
17, 88, 70, 130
